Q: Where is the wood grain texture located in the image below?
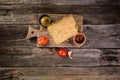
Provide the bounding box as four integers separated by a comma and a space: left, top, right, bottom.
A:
0, 0, 120, 79
0, 67, 120, 80
0, 5, 119, 24
0, 48, 120, 67
0, 68, 20, 80
0, 0, 120, 5
19, 76, 120, 80
0, 24, 120, 48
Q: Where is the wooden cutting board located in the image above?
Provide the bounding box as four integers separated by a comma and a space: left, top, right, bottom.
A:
27, 14, 83, 48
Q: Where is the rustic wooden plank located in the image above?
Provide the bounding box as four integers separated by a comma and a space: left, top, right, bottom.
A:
0, 24, 120, 48
0, 48, 120, 67
83, 24, 120, 48
0, 25, 28, 40
0, 0, 120, 5
0, 67, 120, 80
12, 5, 120, 14
0, 68, 20, 80
0, 14, 119, 25
0, 5, 119, 24
20, 76, 120, 80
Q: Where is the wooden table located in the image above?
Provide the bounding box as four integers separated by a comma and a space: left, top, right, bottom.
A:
0, 0, 120, 80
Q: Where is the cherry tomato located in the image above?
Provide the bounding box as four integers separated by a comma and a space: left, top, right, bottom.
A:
58, 49, 67, 57
37, 36, 48, 46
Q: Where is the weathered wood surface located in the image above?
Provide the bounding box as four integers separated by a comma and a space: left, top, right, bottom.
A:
0, 0, 120, 80
0, 5, 119, 24
0, 67, 120, 80
0, 48, 120, 67
0, 0, 120, 5
0, 24, 120, 48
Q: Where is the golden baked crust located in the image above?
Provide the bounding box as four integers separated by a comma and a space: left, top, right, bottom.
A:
48, 14, 78, 44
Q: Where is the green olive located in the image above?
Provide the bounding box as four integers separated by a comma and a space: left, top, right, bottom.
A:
40, 15, 51, 27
